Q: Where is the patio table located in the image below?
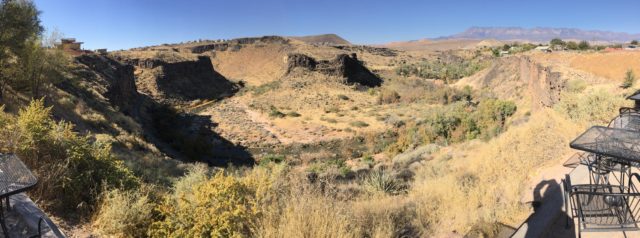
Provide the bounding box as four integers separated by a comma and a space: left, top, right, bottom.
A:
0, 154, 37, 237
570, 126, 640, 165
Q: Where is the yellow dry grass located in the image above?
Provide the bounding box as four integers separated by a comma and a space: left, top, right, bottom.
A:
409, 108, 583, 235
569, 51, 640, 81
533, 51, 640, 82
210, 44, 291, 86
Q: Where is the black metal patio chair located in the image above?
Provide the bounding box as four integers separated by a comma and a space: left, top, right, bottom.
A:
565, 173, 640, 237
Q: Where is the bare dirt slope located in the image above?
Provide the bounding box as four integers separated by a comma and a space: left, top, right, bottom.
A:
544, 51, 640, 82
209, 43, 292, 86
379, 38, 503, 51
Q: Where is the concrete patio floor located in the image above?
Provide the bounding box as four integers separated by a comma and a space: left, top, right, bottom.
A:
0, 193, 63, 237
513, 161, 640, 238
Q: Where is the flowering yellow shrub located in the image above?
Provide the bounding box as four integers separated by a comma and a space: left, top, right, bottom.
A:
149, 171, 258, 238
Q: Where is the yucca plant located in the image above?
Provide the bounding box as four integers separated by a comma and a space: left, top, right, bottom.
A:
364, 170, 399, 195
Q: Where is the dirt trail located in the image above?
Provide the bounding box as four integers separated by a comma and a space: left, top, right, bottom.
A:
200, 98, 281, 147
235, 101, 295, 144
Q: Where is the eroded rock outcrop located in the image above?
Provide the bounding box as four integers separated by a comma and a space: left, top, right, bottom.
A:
286, 53, 382, 87
458, 56, 566, 110
127, 56, 239, 103
75, 54, 139, 114
520, 56, 565, 109
190, 36, 289, 54
286, 53, 317, 72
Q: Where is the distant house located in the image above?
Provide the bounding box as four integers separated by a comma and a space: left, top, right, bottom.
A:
58, 38, 83, 51
499, 50, 510, 56
535, 46, 552, 52
95, 48, 108, 55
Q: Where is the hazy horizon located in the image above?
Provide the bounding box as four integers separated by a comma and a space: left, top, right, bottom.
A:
34, 0, 640, 50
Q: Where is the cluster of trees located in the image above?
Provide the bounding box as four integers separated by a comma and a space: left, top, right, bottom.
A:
388, 98, 517, 153
492, 43, 538, 56
550, 38, 592, 50
395, 58, 488, 83
0, 0, 67, 99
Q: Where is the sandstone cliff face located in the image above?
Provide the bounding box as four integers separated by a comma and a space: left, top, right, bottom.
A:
457, 55, 566, 110
75, 54, 139, 114
520, 56, 565, 109
286, 53, 382, 87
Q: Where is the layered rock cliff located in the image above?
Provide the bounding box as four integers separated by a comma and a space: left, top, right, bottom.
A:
520, 56, 565, 109
286, 53, 382, 87
75, 54, 140, 114
457, 55, 566, 110
123, 56, 239, 103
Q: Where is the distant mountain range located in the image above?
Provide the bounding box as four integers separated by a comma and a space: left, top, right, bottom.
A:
440, 27, 640, 43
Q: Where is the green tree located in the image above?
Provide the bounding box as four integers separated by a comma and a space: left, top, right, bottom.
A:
0, 0, 43, 99
566, 41, 579, 50
632, 40, 638, 45
430, 112, 460, 145
550, 38, 565, 46
13, 36, 68, 98
578, 40, 590, 50
622, 69, 636, 89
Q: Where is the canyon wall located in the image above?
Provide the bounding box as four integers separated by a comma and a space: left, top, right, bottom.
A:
519, 56, 566, 110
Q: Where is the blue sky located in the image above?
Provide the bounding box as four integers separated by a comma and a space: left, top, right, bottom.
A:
34, 0, 640, 50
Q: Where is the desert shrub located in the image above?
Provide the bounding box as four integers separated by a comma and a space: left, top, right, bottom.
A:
93, 188, 156, 238
13, 99, 139, 217
383, 79, 472, 105
351, 197, 417, 238
566, 79, 587, 92
474, 98, 517, 138
337, 94, 349, 100
149, 171, 258, 238
377, 89, 400, 104
363, 170, 400, 195
286, 111, 301, 117
258, 189, 355, 238
554, 88, 627, 124
320, 117, 337, 123
395, 56, 489, 82
622, 69, 635, 89
268, 106, 285, 118
324, 106, 340, 113
392, 144, 439, 168
362, 154, 374, 164
259, 154, 285, 166
387, 99, 516, 153
252, 81, 281, 95
0, 106, 19, 152
350, 121, 370, 128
